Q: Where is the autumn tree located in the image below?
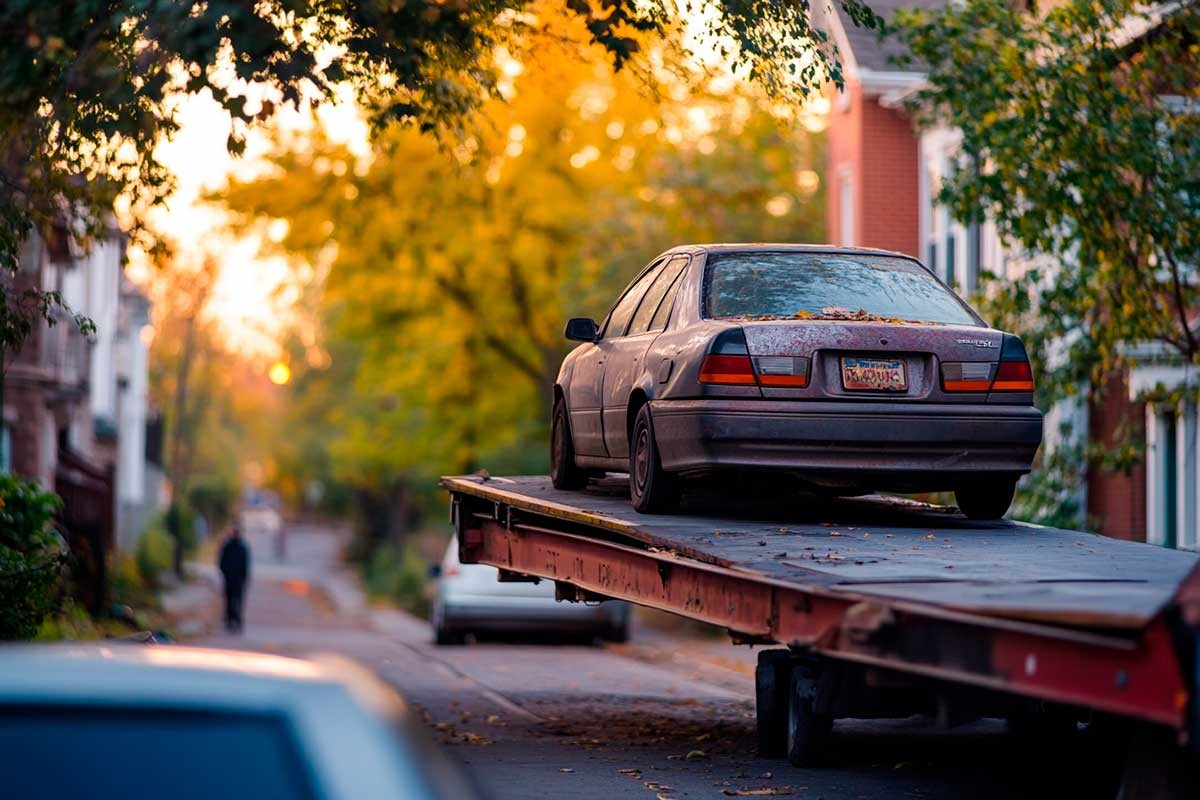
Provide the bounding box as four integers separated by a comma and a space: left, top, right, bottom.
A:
0, 1, 876, 382
222, 12, 827, 529
893, 0, 1199, 524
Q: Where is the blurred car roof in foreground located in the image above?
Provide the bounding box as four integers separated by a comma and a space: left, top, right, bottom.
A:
0, 643, 479, 800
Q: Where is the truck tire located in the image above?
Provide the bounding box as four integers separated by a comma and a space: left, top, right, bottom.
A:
955, 479, 1017, 520
630, 404, 679, 513
755, 650, 792, 758
551, 399, 590, 490
786, 664, 833, 767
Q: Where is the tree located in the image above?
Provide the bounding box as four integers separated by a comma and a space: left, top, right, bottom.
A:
221, 10, 827, 533
0, 0, 877, 378
893, 0, 1199, 522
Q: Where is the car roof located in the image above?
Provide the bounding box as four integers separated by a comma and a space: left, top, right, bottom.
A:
0, 643, 395, 714
668, 243, 921, 262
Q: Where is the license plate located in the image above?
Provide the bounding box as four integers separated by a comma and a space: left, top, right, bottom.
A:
841, 357, 907, 392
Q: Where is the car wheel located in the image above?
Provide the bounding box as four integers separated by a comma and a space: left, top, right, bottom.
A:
434, 621, 465, 646
600, 619, 630, 643
550, 399, 590, 490
955, 479, 1017, 520
629, 404, 679, 513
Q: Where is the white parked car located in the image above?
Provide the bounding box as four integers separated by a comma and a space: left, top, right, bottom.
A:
431, 536, 631, 645
0, 644, 479, 800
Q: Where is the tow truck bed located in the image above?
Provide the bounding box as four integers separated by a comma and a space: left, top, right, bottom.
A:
444, 475, 1195, 629
441, 474, 1200, 749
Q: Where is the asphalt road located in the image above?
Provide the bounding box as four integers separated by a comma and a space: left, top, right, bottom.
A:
189, 522, 1111, 800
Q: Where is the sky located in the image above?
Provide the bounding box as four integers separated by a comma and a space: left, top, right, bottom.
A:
125, 81, 369, 358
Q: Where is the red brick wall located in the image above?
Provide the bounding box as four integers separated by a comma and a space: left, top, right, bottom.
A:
825, 82, 861, 247
825, 81, 920, 257
1087, 371, 1146, 541
859, 99, 920, 257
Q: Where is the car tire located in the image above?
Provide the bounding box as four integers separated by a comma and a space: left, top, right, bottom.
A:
550, 399, 590, 490
629, 404, 678, 514
600, 619, 630, 643
955, 479, 1017, 520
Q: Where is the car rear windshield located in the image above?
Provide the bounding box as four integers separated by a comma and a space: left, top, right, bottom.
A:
704, 252, 979, 325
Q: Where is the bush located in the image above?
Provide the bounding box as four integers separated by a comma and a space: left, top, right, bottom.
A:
363, 542, 431, 618
188, 480, 236, 531
135, 518, 174, 590
0, 475, 67, 640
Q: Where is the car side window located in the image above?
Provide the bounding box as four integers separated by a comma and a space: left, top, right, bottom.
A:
602, 261, 664, 339
628, 257, 688, 336
649, 258, 688, 332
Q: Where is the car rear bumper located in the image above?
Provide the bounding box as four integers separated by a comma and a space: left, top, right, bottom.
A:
438, 594, 627, 632
650, 398, 1043, 480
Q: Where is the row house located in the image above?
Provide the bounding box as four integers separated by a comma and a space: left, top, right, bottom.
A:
814, 0, 1197, 547
3, 221, 162, 596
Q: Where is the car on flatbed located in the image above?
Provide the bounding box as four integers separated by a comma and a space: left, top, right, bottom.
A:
551, 244, 1043, 518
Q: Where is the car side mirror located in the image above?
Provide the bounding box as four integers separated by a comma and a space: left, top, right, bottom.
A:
428, 563, 442, 579
564, 317, 598, 342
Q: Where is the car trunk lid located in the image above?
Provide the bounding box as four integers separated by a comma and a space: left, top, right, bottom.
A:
741, 320, 1003, 401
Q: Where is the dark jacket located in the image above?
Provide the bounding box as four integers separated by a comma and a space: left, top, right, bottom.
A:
219, 536, 250, 585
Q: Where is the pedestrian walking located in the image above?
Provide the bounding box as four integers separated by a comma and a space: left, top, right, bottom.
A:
218, 524, 250, 633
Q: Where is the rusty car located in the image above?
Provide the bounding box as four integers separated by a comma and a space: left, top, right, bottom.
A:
550, 244, 1043, 518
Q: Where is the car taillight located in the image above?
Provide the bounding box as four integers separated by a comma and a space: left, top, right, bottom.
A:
753, 355, 810, 387
942, 334, 1034, 393
699, 354, 756, 384
942, 361, 993, 392
699, 328, 757, 385
993, 360, 1035, 391
993, 334, 1035, 391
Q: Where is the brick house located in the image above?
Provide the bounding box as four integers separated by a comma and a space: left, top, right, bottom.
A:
813, 0, 1196, 546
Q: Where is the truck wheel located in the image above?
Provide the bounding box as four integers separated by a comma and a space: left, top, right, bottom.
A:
755, 650, 792, 758
551, 399, 589, 490
955, 479, 1017, 520
786, 665, 833, 767
630, 404, 679, 513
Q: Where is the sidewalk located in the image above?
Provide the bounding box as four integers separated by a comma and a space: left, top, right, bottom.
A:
160, 518, 364, 639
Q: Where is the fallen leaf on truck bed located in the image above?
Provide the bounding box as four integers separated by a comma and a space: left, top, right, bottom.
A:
618, 768, 641, 776
721, 789, 793, 796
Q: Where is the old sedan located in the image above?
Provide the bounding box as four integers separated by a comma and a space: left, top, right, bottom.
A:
551, 244, 1043, 518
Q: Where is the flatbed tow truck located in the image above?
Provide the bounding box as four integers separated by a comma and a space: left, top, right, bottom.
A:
441, 474, 1200, 794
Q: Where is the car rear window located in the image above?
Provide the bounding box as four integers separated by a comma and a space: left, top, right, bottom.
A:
0, 706, 318, 800
704, 252, 979, 325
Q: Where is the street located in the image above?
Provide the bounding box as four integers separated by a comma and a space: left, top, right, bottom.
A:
178, 522, 1108, 800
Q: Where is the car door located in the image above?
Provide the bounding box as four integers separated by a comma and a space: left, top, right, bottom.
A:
568, 260, 664, 456
600, 256, 690, 459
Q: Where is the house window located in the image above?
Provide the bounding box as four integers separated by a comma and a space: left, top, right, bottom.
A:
0, 425, 9, 473
1147, 402, 1199, 550
966, 222, 981, 294
945, 231, 957, 287
838, 168, 854, 247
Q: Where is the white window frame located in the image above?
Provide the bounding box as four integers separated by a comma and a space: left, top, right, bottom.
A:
1146, 401, 1199, 550
838, 166, 855, 247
